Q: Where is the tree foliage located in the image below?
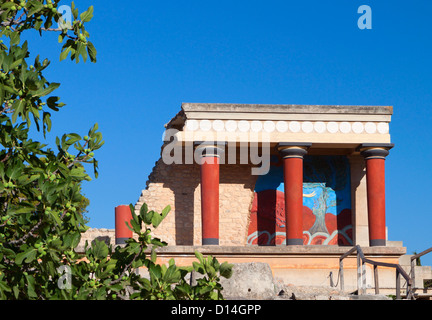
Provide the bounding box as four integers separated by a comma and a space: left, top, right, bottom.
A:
0, 0, 232, 300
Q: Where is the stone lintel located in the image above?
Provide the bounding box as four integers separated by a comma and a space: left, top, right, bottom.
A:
174, 103, 394, 127
182, 103, 393, 116
151, 245, 406, 257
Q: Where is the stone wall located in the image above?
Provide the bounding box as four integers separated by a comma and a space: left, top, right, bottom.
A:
135, 157, 258, 246
77, 228, 115, 252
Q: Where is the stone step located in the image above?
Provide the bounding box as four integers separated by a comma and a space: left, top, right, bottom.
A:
349, 294, 392, 300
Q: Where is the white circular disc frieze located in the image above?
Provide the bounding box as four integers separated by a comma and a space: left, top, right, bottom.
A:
377, 122, 389, 134
327, 122, 339, 133
251, 121, 263, 132
225, 120, 237, 132
314, 121, 326, 133
263, 121, 275, 133
212, 120, 224, 132
238, 120, 250, 132
352, 122, 364, 134
276, 121, 288, 132
340, 122, 351, 133
188, 119, 389, 135
186, 120, 198, 131
289, 121, 301, 133
365, 122, 377, 134
199, 120, 212, 131
301, 121, 314, 133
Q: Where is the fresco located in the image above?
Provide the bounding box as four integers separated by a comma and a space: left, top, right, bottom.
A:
247, 155, 353, 246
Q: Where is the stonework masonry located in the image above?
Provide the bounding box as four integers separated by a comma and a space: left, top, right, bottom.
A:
135, 157, 258, 246
77, 228, 115, 252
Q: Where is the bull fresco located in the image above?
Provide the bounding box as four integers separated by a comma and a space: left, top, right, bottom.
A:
247, 155, 353, 246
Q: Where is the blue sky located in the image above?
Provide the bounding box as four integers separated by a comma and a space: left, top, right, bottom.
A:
26, 1, 432, 265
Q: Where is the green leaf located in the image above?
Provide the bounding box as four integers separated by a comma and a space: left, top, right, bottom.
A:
219, 262, 234, 279
71, 1, 78, 19
26, 1, 44, 16
195, 251, 204, 264
130, 205, 141, 229
151, 248, 157, 263
25, 274, 37, 298
150, 238, 166, 248
10, 32, 20, 46
49, 210, 62, 226
33, 82, 60, 97
151, 212, 163, 228
209, 290, 218, 300
60, 47, 71, 61
86, 41, 97, 62
80, 6, 94, 22
129, 218, 141, 233
1, 2, 16, 10
11, 100, 24, 123
129, 203, 135, 217
143, 210, 154, 225
16, 248, 37, 264
10, 58, 23, 70
163, 264, 181, 283
2, 53, 13, 73
91, 239, 108, 260
78, 42, 88, 62
161, 205, 170, 219
0, 280, 12, 293
70, 167, 86, 178
139, 203, 148, 218
192, 261, 205, 274
149, 264, 162, 280
97, 259, 117, 278
66, 133, 81, 146
43, 111, 52, 134
198, 285, 213, 295
63, 232, 81, 249
13, 285, 19, 299
207, 265, 216, 278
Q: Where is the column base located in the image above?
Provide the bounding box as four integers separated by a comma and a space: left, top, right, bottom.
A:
115, 238, 129, 245
202, 238, 219, 245
370, 239, 386, 246
286, 238, 303, 245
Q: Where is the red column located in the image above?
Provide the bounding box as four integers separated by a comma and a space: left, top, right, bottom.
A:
278, 143, 311, 245
115, 205, 133, 244
195, 143, 224, 245
360, 144, 393, 247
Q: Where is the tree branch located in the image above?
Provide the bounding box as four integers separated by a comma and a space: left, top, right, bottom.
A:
109, 244, 144, 286
7, 217, 43, 246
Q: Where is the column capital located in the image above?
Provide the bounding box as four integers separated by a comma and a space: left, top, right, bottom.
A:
277, 142, 312, 159
357, 143, 394, 160
194, 141, 226, 158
